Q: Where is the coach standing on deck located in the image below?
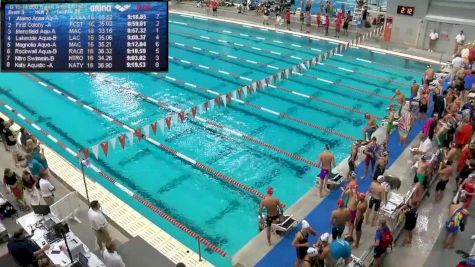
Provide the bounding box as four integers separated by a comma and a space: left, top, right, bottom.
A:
88, 200, 112, 250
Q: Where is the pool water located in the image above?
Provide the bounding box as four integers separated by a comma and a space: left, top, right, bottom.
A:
0, 13, 427, 266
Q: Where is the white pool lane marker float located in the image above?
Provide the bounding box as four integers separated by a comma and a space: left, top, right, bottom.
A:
171, 20, 326, 57
167, 56, 382, 119
172, 29, 303, 62
22, 73, 269, 206
0, 98, 228, 258
86, 72, 321, 169
147, 73, 357, 142
173, 10, 443, 67
170, 41, 284, 71
169, 41, 392, 101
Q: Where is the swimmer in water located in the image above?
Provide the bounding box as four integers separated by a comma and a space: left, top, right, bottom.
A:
317, 144, 335, 197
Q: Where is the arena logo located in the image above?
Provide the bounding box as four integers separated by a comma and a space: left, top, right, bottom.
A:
89, 5, 112, 12
114, 4, 131, 12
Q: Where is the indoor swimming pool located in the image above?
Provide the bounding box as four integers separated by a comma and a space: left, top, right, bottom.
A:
0, 13, 428, 266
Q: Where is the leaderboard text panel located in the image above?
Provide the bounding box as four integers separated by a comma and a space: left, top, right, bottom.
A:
1, 0, 168, 72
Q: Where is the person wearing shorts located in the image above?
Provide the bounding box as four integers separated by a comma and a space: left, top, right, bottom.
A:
366, 176, 386, 226
259, 187, 284, 245
435, 160, 452, 201
369, 196, 381, 213
331, 199, 349, 240
354, 193, 367, 248
373, 219, 391, 267
317, 144, 335, 197
285, 9, 291, 30
401, 202, 418, 245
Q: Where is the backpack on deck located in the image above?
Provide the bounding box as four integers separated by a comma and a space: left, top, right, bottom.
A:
379, 229, 393, 249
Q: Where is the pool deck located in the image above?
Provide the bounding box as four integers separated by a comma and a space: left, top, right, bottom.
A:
170, 2, 449, 65
0, 7, 454, 267
0, 111, 213, 267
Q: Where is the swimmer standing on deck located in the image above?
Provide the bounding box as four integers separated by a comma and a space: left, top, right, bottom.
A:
259, 187, 284, 246
317, 144, 335, 197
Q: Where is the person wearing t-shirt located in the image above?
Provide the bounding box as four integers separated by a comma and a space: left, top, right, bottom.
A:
450, 55, 464, 82
429, 29, 438, 52
3, 121, 20, 166
263, 7, 270, 25
398, 202, 418, 245
361, 6, 368, 25
372, 219, 391, 267
455, 117, 474, 147
38, 174, 55, 205
454, 30, 465, 54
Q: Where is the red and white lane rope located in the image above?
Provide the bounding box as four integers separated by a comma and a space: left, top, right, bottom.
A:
170, 18, 326, 55
87, 73, 321, 169
170, 41, 280, 71
152, 73, 358, 142
23, 73, 269, 204
316, 61, 413, 87
170, 40, 391, 102
0, 100, 228, 257
168, 56, 382, 119
172, 29, 306, 61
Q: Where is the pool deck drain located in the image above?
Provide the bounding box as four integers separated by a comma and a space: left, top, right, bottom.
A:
0, 111, 214, 267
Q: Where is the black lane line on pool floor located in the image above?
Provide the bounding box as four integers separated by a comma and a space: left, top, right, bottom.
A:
169, 41, 388, 107
0, 96, 231, 253
167, 56, 372, 125
169, 18, 331, 56
85, 72, 325, 171
152, 72, 358, 142
25, 73, 269, 203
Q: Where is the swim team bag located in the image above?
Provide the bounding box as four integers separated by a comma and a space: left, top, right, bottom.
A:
379, 229, 393, 250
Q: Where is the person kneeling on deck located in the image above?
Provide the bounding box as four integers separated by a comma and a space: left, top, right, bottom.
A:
292, 220, 317, 267
363, 113, 378, 142
259, 186, 284, 246
319, 236, 353, 267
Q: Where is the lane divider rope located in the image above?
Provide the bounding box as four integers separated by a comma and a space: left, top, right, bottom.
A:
22, 74, 271, 206
170, 40, 392, 103
151, 73, 358, 142
172, 29, 304, 62
88, 72, 321, 169
0, 99, 228, 257
317, 61, 412, 87
168, 55, 383, 119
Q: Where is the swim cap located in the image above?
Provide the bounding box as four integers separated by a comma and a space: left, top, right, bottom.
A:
337, 198, 344, 207
320, 232, 330, 242
377, 175, 385, 182
307, 247, 319, 257
301, 220, 310, 229
267, 187, 274, 195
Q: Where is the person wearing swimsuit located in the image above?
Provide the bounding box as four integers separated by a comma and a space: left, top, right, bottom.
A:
292, 220, 317, 267
362, 137, 377, 179
444, 196, 469, 249
373, 151, 388, 181
317, 144, 335, 197
302, 247, 319, 267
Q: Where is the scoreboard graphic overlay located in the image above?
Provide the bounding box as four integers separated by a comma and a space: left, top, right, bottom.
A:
1, 0, 168, 72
